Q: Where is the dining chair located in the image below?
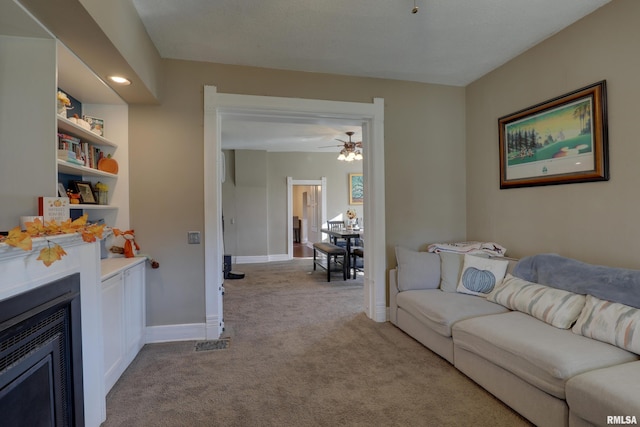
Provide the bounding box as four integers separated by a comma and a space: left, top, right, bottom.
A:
327, 220, 345, 230
352, 247, 364, 279
326, 221, 347, 247
351, 236, 364, 279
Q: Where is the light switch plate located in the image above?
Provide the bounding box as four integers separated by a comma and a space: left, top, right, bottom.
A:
187, 231, 201, 244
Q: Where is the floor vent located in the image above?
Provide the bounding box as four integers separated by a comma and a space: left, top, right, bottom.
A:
194, 338, 230, 352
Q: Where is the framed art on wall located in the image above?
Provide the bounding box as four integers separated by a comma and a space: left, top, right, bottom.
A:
498, 80, 608, 189
349, 173, 363, 205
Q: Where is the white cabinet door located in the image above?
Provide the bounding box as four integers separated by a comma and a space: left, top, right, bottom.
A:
101, 272, 124, 394
101, 259, 146, 395
124, 262, 145, 365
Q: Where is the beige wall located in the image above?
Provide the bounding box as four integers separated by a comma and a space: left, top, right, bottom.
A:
130, 60, 466, 326
466, 0, 639, 268
0, 36, 56, 229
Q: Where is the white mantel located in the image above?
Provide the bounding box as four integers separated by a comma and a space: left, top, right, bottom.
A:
0, 234, 106, 427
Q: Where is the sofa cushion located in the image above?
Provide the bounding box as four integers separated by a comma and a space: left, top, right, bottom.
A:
572, 295, 640, 355
513, 253, 640, 309
395, 246, 440, 291
396, 289, 509, 338
457, 254, 509, 297
488, 274, 586, 329
452, 311, 639, 399
566, 361, 640, 426
439, 252, 464, 293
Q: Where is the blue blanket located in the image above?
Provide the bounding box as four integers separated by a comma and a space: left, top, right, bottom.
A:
513, 253, 640, 309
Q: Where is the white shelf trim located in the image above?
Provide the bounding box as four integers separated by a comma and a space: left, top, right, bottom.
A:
70, 204, 118, 210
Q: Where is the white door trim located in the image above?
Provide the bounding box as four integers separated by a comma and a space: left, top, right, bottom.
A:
204, 88, 386, 337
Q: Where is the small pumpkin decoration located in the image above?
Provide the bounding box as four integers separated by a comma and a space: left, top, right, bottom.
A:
462, 267, 496, 294
98, 154, 118, 174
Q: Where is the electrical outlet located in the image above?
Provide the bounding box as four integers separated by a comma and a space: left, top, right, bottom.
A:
187, 231, 201, 244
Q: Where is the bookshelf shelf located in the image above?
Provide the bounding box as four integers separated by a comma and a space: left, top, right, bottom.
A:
70, 204, 118, 210
57, 116, 117, 148
57, 159, 118, 178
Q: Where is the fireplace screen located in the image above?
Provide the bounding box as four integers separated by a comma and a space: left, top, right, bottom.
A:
0, 273, 84, 427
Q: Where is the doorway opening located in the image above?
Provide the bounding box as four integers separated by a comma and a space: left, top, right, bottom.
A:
204, 88, 386, 339
291, 184, 317, 258
288, 178, 326, 259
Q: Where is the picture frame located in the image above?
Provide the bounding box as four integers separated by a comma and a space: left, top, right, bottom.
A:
349, 173, 363, 205
498, 80, 608, 189
71, 180, 97, 204
58, 182, 67, 197
83, 115, 104, 137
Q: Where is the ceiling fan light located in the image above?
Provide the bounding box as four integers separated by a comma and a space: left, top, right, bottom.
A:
334, 131, 363, 162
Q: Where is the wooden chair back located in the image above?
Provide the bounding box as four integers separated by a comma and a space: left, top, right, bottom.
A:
327, 220, 345, 230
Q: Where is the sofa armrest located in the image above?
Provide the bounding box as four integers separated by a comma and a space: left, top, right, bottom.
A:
389, 268, 399, 325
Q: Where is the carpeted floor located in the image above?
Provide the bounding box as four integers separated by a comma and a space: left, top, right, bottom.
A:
102, 259, 531, 426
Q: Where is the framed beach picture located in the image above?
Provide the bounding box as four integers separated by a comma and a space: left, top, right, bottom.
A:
349, 173, 363, 205
498, 81, 609, 189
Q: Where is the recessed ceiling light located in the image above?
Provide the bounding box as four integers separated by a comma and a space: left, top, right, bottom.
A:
108, 75, 131, 85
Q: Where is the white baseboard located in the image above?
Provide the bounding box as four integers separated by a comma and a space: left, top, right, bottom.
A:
145, 323, 206, 343
234, 254, 288, 264
234, 255, 268, 264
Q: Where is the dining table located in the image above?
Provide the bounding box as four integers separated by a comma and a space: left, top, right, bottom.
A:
320, 227, 363, 278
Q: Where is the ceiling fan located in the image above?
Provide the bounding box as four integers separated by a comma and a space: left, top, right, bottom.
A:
320, 131, 363, 161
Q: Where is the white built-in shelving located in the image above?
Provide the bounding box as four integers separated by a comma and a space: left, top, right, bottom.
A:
56, 42, 129, 229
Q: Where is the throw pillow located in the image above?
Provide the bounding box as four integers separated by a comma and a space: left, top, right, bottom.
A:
395, 246, 440, 291
572, 295, 640, 355
457, 254, 508, 297
488, 274, 586, 329
439, 252, 465, 293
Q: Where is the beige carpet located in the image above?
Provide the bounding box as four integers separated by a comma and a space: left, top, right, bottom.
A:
102, 259, 531, 426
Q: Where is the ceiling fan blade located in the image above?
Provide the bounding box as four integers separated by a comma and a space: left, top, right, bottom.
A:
318, 144, 342, 148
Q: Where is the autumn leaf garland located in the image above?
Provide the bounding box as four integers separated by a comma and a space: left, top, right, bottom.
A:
0, 214, 105, 267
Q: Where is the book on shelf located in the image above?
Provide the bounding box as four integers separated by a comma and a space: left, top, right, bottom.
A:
38, 197, 70, 223
57, 133, 105, 169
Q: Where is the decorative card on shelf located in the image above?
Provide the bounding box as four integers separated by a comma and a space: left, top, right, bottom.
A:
38, 197, 70, 223
83, 115, 104, 137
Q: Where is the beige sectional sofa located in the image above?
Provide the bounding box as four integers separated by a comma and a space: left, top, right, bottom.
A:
389, 248, 640, 426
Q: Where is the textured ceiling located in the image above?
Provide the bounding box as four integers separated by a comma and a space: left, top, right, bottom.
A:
130, 0, 611, 151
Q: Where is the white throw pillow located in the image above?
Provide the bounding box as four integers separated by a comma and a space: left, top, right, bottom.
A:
395, 246, 440, 291
572, 295, 640, 355
457, 254, 508, 297
439, 252, 465, 293
488, 274, 586, 329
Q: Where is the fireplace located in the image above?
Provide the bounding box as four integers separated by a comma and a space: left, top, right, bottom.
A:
0, 273, 84, 427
